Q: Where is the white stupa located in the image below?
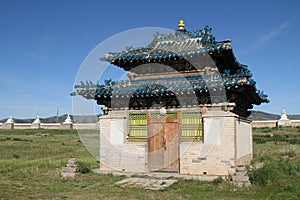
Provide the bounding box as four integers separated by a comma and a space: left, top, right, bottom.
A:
63, 114, 73, 124
31, 114, 41, 129
278, 107, 291, 126
3, 115, 14, 129
33, 114, 41, 124
6, 115, 14, 123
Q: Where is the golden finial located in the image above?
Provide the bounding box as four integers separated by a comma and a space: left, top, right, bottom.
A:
282, 107, 286, 115
178, 20, 185, 30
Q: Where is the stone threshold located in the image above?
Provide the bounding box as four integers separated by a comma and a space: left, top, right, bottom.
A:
92, 169, 223, 182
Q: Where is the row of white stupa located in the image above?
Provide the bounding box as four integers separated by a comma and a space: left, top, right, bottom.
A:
4, 114, 73, 124
2, 107, 293, 127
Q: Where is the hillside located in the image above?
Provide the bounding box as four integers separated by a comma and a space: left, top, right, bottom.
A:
248, 111, 300, 120
248, 111, 280, 121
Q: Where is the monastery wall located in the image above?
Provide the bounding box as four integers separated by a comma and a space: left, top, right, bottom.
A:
0, 122, 99, 130
251, 120, 277, 128
2, 120, 299, 130
14, 123, 32, 129
251, 120, 300, 128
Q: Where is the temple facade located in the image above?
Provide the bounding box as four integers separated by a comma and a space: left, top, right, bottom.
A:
73, 21, 268, 175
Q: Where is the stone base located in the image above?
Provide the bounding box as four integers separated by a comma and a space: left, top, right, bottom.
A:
115, 177, 178, 190
230, 165, 251, 187
2, 123, 14, 129
61, 156, 78, 178
31, 123, 41, 129
278, 119, 291, 127
61, 172, 77, 178
60, 124, 73, 129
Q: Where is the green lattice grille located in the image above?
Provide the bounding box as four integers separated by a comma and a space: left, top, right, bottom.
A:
128, 111, 202, 141
128, 113, 147, 139
181, 112, 202, 141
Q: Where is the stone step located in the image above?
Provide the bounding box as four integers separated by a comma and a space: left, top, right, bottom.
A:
232, 175, 250, 182
236, 166, 246, 172
68, 159, 76, 164
61, 172, 76, 178
234, 171, 247, 176
62, 166, 78, 173
66, 163, 77, 168
232, 182, 251, 187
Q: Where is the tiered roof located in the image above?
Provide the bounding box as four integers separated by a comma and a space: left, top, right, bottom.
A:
73, 21, 268, 117
102, 26, 229, 65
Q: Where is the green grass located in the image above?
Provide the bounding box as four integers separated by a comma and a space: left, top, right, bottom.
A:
0, 128, 300, 199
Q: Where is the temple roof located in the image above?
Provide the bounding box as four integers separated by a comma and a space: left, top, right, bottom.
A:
72, 20, 269, 117
73, 70, 269, 104
101, 24, 232, 70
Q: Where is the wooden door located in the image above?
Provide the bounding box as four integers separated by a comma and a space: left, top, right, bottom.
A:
148, 116, 179, 172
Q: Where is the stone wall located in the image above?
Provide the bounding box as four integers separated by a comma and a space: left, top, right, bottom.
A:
99, 111, 147, 173
180, 111, 237, 175
40, 123, 60, 129
290, 120, 300, 127
235, 119, 252, 166
14, 123, 31, 129
74, 123, 99, 130
251, 120, 277, 128
251, 120, 300, 128
3, 120, 299, 130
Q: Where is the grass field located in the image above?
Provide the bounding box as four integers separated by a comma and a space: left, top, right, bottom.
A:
0, 127, 300, 199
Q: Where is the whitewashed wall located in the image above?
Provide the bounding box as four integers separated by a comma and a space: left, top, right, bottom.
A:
180, 111, 237, 176
99, 111, 147, 173
235, 119, 252, 165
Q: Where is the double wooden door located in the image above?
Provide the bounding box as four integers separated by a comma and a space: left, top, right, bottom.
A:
148, 116, 179, 172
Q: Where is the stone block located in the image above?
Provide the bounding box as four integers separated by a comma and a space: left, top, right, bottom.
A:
61, 172, 76, 178
232, 175, 249, 182
236, 166, 246, 172
62, 167, 78, 173
234, 171, 247, 176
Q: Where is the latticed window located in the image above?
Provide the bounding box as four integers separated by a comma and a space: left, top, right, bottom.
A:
128, 112, 148, 140
128, 111, 202, 141
181, 112, 202, 141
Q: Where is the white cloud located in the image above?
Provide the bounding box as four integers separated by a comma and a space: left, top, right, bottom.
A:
259, 21, 289, 43
29, 52, 44, 59
241, 21, 290, 54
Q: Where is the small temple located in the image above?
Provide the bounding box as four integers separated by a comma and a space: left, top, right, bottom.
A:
72, 21, 268, 176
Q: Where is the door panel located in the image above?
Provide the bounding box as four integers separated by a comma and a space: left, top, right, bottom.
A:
148, 120, 179, 172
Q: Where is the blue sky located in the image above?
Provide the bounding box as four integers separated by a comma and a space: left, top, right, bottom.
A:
0, 0, 299, 119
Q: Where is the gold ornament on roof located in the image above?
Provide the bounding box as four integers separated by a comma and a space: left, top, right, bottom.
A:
178, 20, 185, 30
282, 107, 286, 115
